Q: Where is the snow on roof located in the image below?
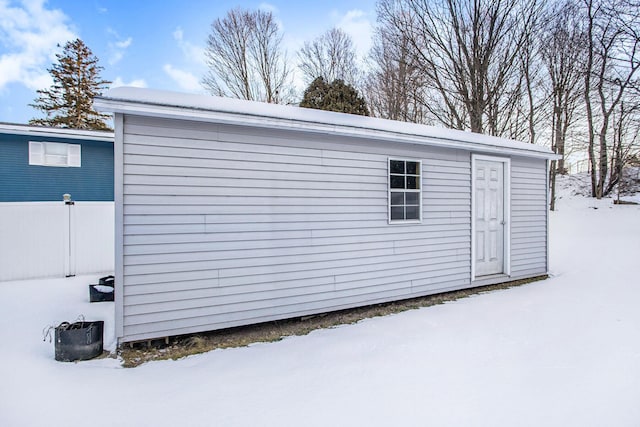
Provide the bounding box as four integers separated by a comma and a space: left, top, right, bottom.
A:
0, 122, 114, 142
95, 87, 558, 159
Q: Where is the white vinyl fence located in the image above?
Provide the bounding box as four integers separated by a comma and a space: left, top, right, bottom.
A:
0, 202, 114, 282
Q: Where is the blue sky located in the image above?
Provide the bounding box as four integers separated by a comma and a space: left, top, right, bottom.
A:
0, 0, 377, 124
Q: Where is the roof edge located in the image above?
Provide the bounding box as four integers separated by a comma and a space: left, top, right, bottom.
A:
95, 87, 560, 160
0, 122, 114, 142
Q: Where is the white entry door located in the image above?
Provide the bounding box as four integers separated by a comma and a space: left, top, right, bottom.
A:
474, 159, 506, 277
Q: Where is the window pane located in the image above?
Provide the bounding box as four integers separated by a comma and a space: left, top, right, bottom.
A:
406, 161, 418, 175
406, 206, 419, 219
391, 206, 404, 220
46, 143, 68, 156
405, 192, 419, 205
390, 160, 405, 174
391, 192, 404, 205
45, 155, 68, 166
390, 175, 405, 189
406, 176, 418, 189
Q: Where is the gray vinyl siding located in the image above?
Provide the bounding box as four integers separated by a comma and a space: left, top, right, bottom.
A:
510, 156, 548, 277
119, 115, 472, 342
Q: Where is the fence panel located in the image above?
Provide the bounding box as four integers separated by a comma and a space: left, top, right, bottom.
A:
0, 202, 114, 282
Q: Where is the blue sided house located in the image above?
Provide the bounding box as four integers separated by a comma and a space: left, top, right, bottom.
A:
0, 123, 114, 202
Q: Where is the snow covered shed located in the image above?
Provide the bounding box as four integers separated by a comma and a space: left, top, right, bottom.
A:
95, 87, 559, 344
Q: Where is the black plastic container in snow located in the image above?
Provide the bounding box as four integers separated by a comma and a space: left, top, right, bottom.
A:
89, 275, 115, 302
99, 275, 115, 286
55, 321, 104, 362
89, 284, 114, 302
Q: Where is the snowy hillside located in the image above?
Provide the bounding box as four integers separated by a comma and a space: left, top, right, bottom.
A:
0, 174, 639, 427
555, 167, 640, 203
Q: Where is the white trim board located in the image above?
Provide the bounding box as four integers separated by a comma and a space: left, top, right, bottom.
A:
0, 122, 114, 142
113, 113, 125, 340
545, 159, 551, 275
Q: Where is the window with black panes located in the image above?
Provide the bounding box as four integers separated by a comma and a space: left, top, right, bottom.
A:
389, 159, 421, 222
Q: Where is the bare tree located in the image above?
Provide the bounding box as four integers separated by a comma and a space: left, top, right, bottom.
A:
583, 0, 598, 195
583, 0, 640, 198
486, 46, 542, 144
377, 0, 540, 136
607, 98, 640, 197
364, 25, 426, 122
203, 8, 294, 103
521, 30, 541, 145
297, 28, 361, 87
540, 1, 587, 209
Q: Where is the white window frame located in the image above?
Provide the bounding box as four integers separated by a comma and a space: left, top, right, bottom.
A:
388, 158, 422, 224
29, 141, 81, 167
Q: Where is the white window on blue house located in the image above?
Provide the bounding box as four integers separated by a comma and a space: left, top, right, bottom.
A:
29, 141, 81, 167
389, 158, 422, 223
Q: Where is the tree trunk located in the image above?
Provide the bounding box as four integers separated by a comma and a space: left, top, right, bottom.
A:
595, 114, 610, 198
605, 109, 625, 196
584, 0, 597, 197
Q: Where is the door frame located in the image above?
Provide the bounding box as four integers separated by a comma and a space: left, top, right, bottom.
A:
471, 154, 511, 281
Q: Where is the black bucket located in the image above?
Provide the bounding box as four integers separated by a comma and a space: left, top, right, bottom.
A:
99, 275, 115, 286
89, 284, 114, 302
55, 321, 104, 362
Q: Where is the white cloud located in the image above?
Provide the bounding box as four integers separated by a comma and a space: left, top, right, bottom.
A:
172, 26, 205, 65
111, 77, 147, 88
258, 2, 279, 14
333, 9, 373, 59
109, 51, 124, 65
168, 28, 205, 93
163, 64, 202, 92
107, 28, 132, 65
0, 0, 76, 91
115, 37, 132, 49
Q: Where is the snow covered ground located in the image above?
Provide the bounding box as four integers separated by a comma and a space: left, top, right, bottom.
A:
1, 182, 639, 427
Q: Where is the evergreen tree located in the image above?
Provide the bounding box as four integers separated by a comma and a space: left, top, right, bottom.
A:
300, 77, 369, 116
30, 39, 111, 130
299, 76, 330, 110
